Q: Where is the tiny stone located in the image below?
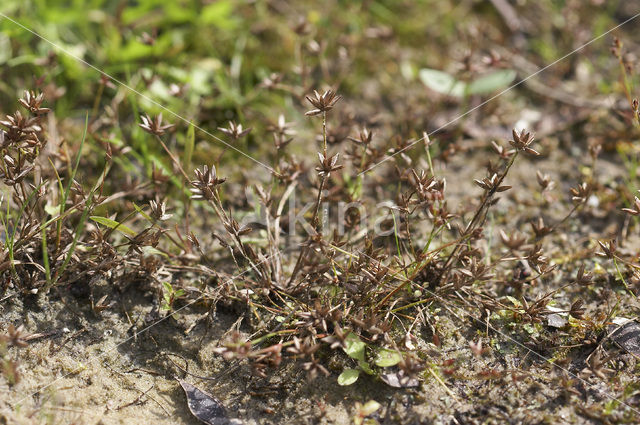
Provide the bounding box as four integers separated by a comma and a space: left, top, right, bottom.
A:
547, 314, 567, 329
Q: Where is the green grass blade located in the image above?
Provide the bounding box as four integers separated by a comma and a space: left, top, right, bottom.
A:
90, 216, 137, 236
183, 120, 195, 174
57, 113, 88, 250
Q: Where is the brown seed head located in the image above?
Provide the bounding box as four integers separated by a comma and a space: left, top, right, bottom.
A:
139, 113, 174, 136
570, 182, 591, 205
190, 165, 226, 200
18, 91, 50, 115
218, 121, 251, 140
622, 194, 640, 216
509, 128, 539, 156
348, 127, 373, 146
305, 89, 341, 116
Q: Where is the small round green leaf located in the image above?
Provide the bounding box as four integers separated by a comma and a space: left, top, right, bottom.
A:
374, 349, 403, 367
467, 69, 517, 95
419, 68, 466, 97
360, 400, 382, 416
338, 368, 360, 386
345, 333, 366, 361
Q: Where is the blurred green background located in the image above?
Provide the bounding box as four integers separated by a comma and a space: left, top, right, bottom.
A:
1, 0, 638, 174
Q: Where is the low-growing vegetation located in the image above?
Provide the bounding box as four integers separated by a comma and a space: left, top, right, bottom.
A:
1, 1, 640, 424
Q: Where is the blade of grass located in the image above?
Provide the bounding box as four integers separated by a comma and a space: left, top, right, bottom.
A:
56, 113, 88, 251
183, 120, 195, 174
47, 189, 95, 292
41, 226, 51, 284
390, 207, 406, 278
133, 202, 153, 222
90, 216, 137, 237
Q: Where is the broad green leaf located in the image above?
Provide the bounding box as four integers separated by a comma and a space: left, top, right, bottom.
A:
345, 333, 366, 361
467, 69, 517, 95
374, 349, 403, 367
90, 216, 136, 236
419, 68, 466, 97
338, 368, 360, 386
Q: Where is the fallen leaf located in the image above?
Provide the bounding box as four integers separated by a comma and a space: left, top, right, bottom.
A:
177, 379, 243, 425
609, 320, 640, 356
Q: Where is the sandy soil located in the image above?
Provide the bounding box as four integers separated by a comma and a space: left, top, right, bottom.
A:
2, 146, 639, 425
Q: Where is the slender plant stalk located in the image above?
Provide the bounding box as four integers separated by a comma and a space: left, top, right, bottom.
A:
439, 152, 519, 284
154, 135, 190, 182
56, 114, 89, 253
289, 111, 328, 286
